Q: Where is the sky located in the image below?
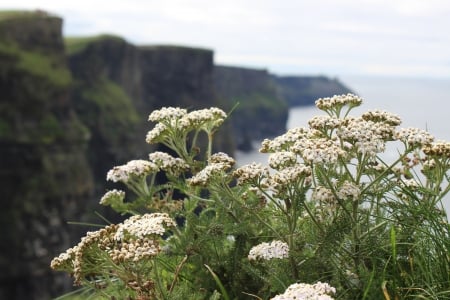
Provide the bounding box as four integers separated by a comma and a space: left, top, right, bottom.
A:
3, 0, 450, 79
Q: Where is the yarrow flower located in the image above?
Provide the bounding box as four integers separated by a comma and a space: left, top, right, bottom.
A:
148, 107, 187, 122
395, 127, 434, 147
271, 282, 336, 300
268, 151, 297, 170
114, 213, 177, 241
312, 186, 336, 204
100, 189, 125, 206
260, 127, 310, 153
422, 140, 450, 157
292, 138, 346, 164
182, 107, 227, 131
187, 162, 232, 186
248, 240, 289, 261
145, 123, 169, 144
208, 152, 235, 167
233, 162, 269, 185
308, 115, 342, 131
315, 93, 362, 111
148, 151, 189, 176
106, 160, 158, 183
337, 181, 361, 201
50, 224, 119, 284
361, 109, 402, 126
337, 117, 394, 157
108, 238, 161, 263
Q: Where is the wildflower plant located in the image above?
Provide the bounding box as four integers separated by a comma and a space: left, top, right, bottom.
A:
52, 98, 450, 299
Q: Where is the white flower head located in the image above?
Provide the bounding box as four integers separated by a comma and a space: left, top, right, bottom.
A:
114, 213, 177, 241
106, 160, 158, 183
395, 127, 434, 147
149, 151, 189, 175
233, 162, 269, 185
337, 181, 361, 201
271, 281, 336, 300
260, 127, 310, 153
187, 162, 231, 186
208, 152, 235, 167
248, 240, 289, 261
315, 93, 362, 111
100, 189, 125, 206
148, 107, 187, 122
268, 151, 297, 170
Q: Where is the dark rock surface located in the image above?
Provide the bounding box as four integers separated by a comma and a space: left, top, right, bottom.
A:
214, 65, 288, 150
0, 11, 93, 299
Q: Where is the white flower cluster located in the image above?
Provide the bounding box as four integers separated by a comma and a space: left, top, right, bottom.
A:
269, 165, 312, 197
292, 138, 346, 164
268, 151, 297, 170
260, 127, 310, 153
114, 213, 177, 241
50, 224, 119, 284
208, 152, 236, 167
337, 117, 394, 157
248, 240, 289, 261
337, 181, 361, 201
187, 162, 232, 187
148, 151, 189, 176
233, 162, 269, 185
395, 127, 434, 147
423, 140, 450, 157
315, 93, 362, 111
183, 107, 227, 131
99, 189, 125, 206
270, 165, 312, 184
308, 115, 341, 131
312, 186, 336, 204
361, 109, 402, 126
146, 107, 227, 145
108, 238, 161, 263
271, 282, 336, 300
107, 160, 158, 183
148, 107, 187, 122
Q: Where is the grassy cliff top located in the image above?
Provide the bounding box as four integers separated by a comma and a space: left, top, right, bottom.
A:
64, 34, 125, 55
0, 10, 56, 22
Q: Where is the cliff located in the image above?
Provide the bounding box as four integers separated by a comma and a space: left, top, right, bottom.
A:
0, 11, 93, 299
274, 75, 353, 106
214, 65, 288, 150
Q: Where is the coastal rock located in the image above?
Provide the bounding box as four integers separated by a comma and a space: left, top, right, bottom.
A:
214, 65, 288, 150
0, 11, 93, 299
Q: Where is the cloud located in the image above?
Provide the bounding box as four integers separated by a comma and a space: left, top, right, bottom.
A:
2, 0, 450, 78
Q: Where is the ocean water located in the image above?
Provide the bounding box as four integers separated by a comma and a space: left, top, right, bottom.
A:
235, 75, 450, 213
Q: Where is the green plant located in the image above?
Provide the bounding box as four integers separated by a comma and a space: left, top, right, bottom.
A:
51, 96, 450, 299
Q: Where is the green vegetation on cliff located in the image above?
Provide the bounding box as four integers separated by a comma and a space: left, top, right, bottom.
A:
0, 42, 71, 87
77, 77, 139, 144
65, 34, 125, 55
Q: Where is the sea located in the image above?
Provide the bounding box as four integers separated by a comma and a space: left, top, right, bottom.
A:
235, 75, 450, 214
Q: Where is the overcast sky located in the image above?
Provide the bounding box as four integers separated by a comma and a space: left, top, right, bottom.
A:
3, 0, 450, 79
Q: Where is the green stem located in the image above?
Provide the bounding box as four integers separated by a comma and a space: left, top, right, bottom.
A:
152, 260, 167, 300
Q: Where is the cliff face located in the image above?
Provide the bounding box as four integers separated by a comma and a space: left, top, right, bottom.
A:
274, 75, 353, 106
68, 40, 235, 199
214, 65, 288, 150
67, 35, 142, 198
0, 11, 93, 299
